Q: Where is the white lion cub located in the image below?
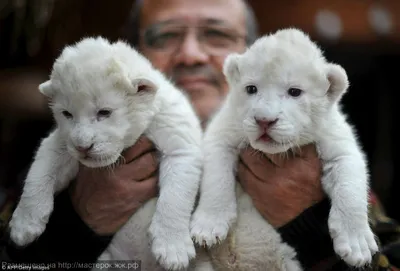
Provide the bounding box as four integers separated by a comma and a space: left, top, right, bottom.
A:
190, 28, 378, 269
9, 37, 203, 270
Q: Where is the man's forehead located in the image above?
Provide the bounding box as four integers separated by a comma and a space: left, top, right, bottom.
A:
140, 0, 246, 30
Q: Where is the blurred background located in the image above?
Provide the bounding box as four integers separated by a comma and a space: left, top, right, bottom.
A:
0, 0, 398, 222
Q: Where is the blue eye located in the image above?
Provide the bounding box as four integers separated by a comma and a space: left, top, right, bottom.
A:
288, 88, 302, 97
62, 110, 73, 119
245, 85, 258, 95
97, 109, 112, 119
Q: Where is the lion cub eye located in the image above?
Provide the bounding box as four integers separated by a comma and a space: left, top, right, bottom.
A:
245, 85, 258, 95
97, 109, 112, 119
288, 88, 303, 97
62, 110, 73, 119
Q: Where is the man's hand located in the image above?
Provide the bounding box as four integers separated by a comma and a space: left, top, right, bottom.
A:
237, 144, 325, 228
70, 137, 159, 235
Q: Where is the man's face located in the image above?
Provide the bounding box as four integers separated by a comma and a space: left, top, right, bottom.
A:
139, 0, 248, 123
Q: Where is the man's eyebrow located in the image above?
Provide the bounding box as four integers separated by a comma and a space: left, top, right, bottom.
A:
146, 18, 230, 30
148, 20, 178, 28
202, 18, 229, 26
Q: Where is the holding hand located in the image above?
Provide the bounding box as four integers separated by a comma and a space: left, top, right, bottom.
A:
237, 144, 325, 228
70, 136, 159, 235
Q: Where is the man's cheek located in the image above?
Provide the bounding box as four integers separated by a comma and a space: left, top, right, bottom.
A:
143, 52, 171, 73
211, 56, 229, 95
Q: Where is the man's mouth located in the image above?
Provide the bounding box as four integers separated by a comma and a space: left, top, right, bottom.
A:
176, 77, 212, 89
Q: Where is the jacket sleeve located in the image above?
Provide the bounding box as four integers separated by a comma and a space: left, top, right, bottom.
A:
0, 188, 113, 265
277, 197, 337, 270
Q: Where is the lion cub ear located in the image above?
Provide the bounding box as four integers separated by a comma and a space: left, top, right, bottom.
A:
107, 58, 158, 94
131, 78, 158, 94
326, 63, 349, 103
223, 52, 242, 83
38, 80, 54, 98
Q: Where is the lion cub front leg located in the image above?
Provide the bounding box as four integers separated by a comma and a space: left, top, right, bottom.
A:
9, 130, 78, 246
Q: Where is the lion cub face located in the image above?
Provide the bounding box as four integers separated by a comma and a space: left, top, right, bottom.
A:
39, 37, 159, 168
223, 28, 349, 154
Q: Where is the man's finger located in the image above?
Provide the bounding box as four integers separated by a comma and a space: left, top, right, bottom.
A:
237, 161, 250, 190
297, 143, 318, 159
120, 151, 159, 181
263, 150, 299, 167
131, 175, 159, 201
239, 147, 277, 180
237, 161, 265, 200
122, 136, 155, 163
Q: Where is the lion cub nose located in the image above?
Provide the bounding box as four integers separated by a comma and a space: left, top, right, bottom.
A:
255, 117, 278, 130
75, 144, 94, 154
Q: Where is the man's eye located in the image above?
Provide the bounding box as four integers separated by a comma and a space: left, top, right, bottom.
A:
157, 32, 180, 40
205, 29, 230, 38
147, 32, 181, 48
204, 30, 235, 47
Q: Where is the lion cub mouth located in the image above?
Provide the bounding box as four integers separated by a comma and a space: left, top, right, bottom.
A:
79, 152, 109, 163
79, 154, 119, 168
257, 133, 273, 143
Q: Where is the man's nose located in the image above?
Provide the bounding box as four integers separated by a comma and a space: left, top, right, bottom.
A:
255, 117, 279, 130
173, 34, 209, 66
75, 144, 93, 154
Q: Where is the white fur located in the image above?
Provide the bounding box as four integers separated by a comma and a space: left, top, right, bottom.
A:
190, 28, 378, 270
189, 185, 302, 271
8, 37, 204, 271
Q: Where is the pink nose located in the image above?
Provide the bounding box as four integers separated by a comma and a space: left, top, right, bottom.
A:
75, 144, 93, 154
255, 118, 278, 130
